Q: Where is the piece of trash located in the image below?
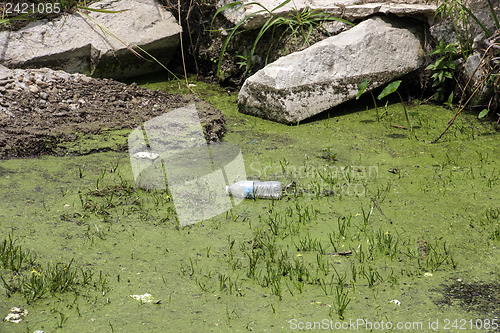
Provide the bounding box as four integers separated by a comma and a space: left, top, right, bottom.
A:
4, 307, 28, 323
130, 293, 161, 304
326, 251, 353, 256
133, 152, 159, 161
226, 181, 282, 199
390, 299, 401, 306
424, 272, 433, 277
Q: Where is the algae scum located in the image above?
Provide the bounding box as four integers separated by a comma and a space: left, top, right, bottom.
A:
0, 79, 499, 332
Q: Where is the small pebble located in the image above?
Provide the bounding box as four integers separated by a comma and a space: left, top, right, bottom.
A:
0, 79, 14, 86
79, 76, 92, 83
35, 79, 47, 88
29, 85, 39, 94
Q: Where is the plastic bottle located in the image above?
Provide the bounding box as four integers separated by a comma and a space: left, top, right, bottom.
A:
226, 181, 282, 199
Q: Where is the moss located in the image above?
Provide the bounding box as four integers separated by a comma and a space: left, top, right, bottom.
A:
0, 77, 498, 332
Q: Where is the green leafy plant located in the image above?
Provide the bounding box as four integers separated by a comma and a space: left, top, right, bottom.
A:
478, 108, 489, 119
330, 284, 350, 320
0, 234, 37, 272
377, 80, 414, 138
430, 42, 499, 143
426, 0, 500, 138
321, 146, 337, 162
457, 0, 499, 38
356, 78, 380, 121
430, 0, 499, 56
0, 234, 107, 303
235, 48, 253, 74
211, 0, 353, 79
426, 41, 458, 102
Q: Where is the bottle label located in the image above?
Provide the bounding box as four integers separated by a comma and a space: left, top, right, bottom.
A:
243, 185, 254, 198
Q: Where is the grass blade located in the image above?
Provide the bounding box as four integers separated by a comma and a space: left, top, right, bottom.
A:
77, 6, 129, 14
486, 0, 499, 29
458, 3, 492, 36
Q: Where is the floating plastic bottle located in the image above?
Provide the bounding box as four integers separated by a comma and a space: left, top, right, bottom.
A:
226, 181, 282, 199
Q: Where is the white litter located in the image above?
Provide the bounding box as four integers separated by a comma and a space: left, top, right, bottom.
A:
3, 307, 28, 323
390, 299, 401, 306
129, 293, 160, 304
133, 152, 159, 160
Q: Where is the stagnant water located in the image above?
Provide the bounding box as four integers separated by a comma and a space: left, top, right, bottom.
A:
0, 78, 498, 332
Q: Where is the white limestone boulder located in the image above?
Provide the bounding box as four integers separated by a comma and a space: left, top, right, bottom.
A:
217, 0, 436, 29
0, 0, 181, 79
238, 17, 425, 124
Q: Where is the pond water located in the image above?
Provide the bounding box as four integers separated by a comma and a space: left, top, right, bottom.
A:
0, 78, 499, 332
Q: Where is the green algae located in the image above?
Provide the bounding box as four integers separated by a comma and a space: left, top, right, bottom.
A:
0, 78, 499, 332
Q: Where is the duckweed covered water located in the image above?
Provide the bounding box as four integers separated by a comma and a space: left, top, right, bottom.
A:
0, 78, 499, 332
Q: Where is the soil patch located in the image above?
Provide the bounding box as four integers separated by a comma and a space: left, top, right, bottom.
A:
435, 279, 500, 329
0, 69, 225, 159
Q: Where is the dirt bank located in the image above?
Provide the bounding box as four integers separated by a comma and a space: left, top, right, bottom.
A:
0, 68, 226, 159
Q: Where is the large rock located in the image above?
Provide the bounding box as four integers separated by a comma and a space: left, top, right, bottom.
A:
217, 0, 436, 29
430, 0, 500, 46
429, 0, 500, 108
0, 0, 181, 79
238, 17, 425, 124
462, 49, 494, 107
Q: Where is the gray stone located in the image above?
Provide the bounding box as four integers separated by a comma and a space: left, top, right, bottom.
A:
29, 85, 40, 94
69, 104, 79, 111
0, 66, 97, 92
217, 0, 436, 30
430, 0, 500, 46
35, 79, 47, 88
322, 20, 351, 35
463, 50, 493, 106
0, 0, 181, 79
238, 17, 425, 124
0, 79, 13, 86
0, 65, 11, 79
